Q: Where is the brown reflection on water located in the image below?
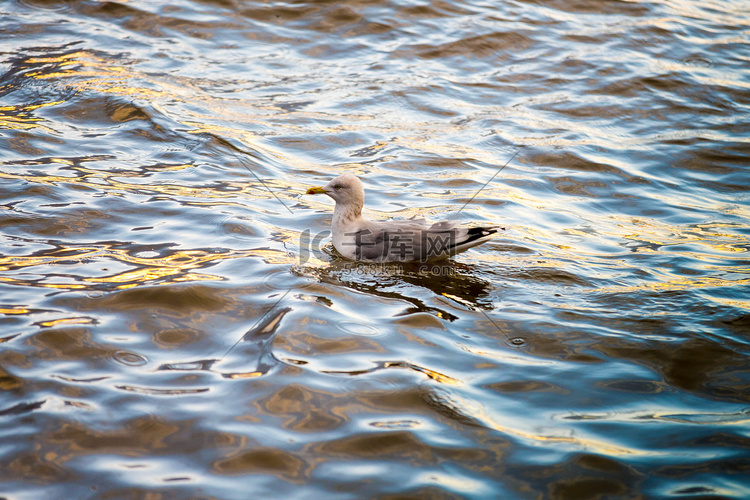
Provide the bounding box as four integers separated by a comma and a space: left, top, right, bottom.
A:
601, 337, 750, 403
75, 284, 236, 319
257, 384, 346, 434
7, 415, 238, 482
0, 365, 22, 391
317, 429, 436, 463
515, 452, 641, 500
27, 326, 113, 362
48, 416, 181, 454
213, 447, 311, 481
153, 328, 203, 349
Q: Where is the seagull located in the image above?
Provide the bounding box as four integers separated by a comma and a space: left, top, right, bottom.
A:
305, 174, 503, 262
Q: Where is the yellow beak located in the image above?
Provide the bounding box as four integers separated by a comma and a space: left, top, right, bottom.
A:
306, 186, 327, 195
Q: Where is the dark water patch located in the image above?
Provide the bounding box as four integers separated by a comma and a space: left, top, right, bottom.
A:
517, 0, 653, 16
415, 31, 535, 60
26, 327, 113, 361
503, 267, 593, 287
673, 142, 750, 179
529, 150, 630, 176
18, 0, 71, 11
486, 380, 569, 395
720, 314, 750, 339
213, 447, 310, 480
73, 284, 232, 314
0, 399, 45, 417
543, 456, 639, 500
601, 338, 750, 402
598, 379, 665, 394
77, 1, 244, 40
240, 3, 318, 25
318, 429, 434, 460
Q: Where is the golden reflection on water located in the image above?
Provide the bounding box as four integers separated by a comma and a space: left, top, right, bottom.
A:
0, 164, 278, 203
37, 317, 96, 328
0, 307, 30, 315
619, 218, 750, 253
0, 50, 172, 143
2, 209, 746, 297
28, 50, 168, 100
0, 102, 61, 132
4, 47, 746, 304
0, 244, 291, 290
225, 371, 264, 379
590, 275, 750, 296
15, 47, 495, 174
1, 41, 747, 305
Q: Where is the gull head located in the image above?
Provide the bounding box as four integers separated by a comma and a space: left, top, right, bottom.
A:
305, 173, 365, 210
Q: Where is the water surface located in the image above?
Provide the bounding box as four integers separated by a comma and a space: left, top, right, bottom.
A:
1, 0, 749, 498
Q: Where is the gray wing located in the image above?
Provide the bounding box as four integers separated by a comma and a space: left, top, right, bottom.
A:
351, 219, 424, 261
352, 219, 496, 262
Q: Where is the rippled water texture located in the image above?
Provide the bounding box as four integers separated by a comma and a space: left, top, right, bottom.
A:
2, 0, 750, 498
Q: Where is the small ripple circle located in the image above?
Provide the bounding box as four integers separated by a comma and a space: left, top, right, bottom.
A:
113, 351, 148, 366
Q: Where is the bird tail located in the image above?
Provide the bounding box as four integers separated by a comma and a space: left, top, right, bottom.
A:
448, 226, 504, 254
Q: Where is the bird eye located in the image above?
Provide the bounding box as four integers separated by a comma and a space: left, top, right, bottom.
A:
333, 185, 343, 190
